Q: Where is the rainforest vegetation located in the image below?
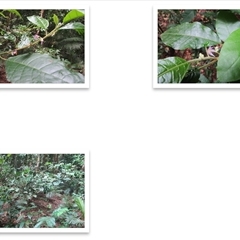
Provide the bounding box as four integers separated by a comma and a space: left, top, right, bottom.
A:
0, 154, 85, 228
158, 10, 240, 83
0, 9, 85, 84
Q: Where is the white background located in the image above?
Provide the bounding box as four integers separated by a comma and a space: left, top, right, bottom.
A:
1, 1, 240, 239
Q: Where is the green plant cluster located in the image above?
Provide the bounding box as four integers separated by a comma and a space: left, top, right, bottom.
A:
0, 9, 85, 83
0, 154, 85, 228
158, 10, 240, 83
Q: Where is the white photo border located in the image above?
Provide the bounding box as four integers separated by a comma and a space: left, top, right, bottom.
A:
0, 151, 90, 233
153, 1, 240, 89
0, 1, 89, 88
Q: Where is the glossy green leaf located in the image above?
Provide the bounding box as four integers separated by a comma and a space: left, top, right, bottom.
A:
27, 16, 49, 30
217, 29, 240, 82
17, 35, 31, 48
52, 14, 59, 26
63, 10, 84, 24
6, 53, 84, 83
161, 22, 221, 50
216, 10, 240, 41
158, 57, 190, 83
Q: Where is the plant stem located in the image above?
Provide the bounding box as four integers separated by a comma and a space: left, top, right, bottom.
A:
0, 23, 64, 60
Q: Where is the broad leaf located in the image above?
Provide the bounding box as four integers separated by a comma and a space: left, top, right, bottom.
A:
161, 22, 221, 50
216, 10, 240, 41
63, 10, 84, 24
217, 28, 240, 82
27, 16, 49, 30
158, 57, 190, 83
6, 53, 84, 83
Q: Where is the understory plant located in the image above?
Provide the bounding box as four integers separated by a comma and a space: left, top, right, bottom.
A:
0, 9, 85, 83
158, 10, 240, 83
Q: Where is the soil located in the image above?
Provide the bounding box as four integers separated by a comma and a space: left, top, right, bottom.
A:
0, 193, 80, 228
0, 65, 10, 83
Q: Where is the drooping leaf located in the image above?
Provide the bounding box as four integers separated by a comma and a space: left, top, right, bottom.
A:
6, 53, 84, 84
158, 57, 190, 83
52, 14, 59, 26
63, 10, 84, 24
17, 35, 31, 48
27, 16, 49, 30
217, 28, 240, 82
161, 22, 221, 50
216, 10, 240, 41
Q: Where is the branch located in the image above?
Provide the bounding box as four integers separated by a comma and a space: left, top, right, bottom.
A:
0, 23, 64, 60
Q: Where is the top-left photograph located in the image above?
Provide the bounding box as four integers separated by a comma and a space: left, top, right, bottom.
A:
0, 9, 88, 88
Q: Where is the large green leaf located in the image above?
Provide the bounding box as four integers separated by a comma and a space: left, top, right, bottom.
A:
216, 10, 240, 41
6, 53, 84, 83
27, 16, 49, 30
161, 22, 221, 50
217, 28, 240, 82
63, 10, 84, 24
158, 57, 190, 83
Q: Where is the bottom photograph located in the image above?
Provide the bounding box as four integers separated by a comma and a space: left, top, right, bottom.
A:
0, 153, 88, 232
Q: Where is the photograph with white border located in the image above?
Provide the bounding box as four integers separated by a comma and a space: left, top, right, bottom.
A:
153, 2, 240, 88
0, 152, 89, 233
0, 1, 89, 88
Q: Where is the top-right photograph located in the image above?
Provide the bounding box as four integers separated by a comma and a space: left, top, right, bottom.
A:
157, 9, 240, 85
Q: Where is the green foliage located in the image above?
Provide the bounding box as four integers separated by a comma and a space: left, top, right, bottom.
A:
0, 9, 85, 84
63, 10, 84, 24
74, 196, 85, 218
158, 57, 189, 83
217, 28, 240, 82
34, 216, 56, 228
0, 154, 85, 228
215, 10, 240, 41
52, 207, 69, 218
158, 9, 240, 83
27, 15, 49, 30
6, 53, 84, 83
161, 22, 221, 50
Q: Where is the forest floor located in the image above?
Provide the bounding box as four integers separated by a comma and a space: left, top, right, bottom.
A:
0, 65, 10, 83
0, 193, 83, 228
1, 194, 63, 227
